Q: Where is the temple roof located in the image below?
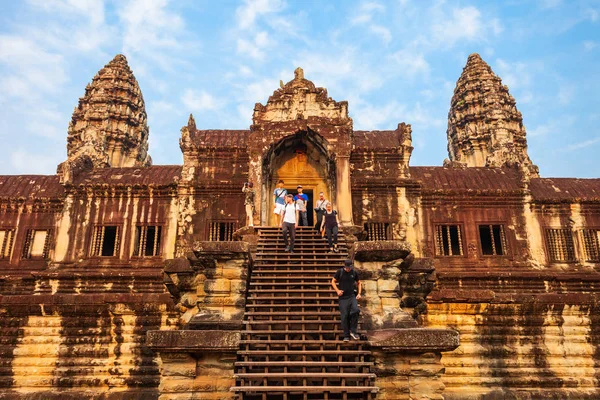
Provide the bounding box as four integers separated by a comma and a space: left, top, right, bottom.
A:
0, 175, 64, 199
410, 167, 523, 192
410, 166, 600, 201
191, 130, 249, 149
73, 165, 182, 186
354, 130, 404, 149
529, 177, 600, 202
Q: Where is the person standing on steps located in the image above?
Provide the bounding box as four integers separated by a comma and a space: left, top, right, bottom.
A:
331, 259, 362, 342
314, 192, 328, 232
279, 194, 299, 253
294, 185, 309, 226
273, 180, 287, 226
242, 182, 255, 227
320, 201, 340, 253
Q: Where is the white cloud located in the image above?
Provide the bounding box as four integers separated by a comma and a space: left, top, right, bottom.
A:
528, 116, 575, 137
27, 0, 106, 25
565, 137, 600, 151
431, 6, 484, 47
583, 40, 598, 51
585, 8, 599, 22
354, 101, 403, 129
519, 91, 534, 104
181, 89, 221, 112
350, 1, 385, 24
10, 149, 60, 174
0, 35, 67, 97
540, 0, 562, 9
391, 50, 430, 78
370, 25, 392, 45
236, 0, 285, 30
118, 0, 184, 52
558, 84, 575, 105
353, 100, 443, 130
117, 0, 192, 73
490, 18, 504, 35
149, 100, 176, 116
237, 31, 271, 60
495, 58, 532, 91
239, 66, 253, 77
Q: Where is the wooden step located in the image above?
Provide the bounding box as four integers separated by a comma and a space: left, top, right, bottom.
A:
235, 361, 374, 367
249, 282, 333, 287
240, 340, 367, 345
237, 350, 371, 355
231, 386, 378, 393
247, 296, 338, 301
245, 311, 339, 316
235, 373, 376, 379
240, 330, 343, 335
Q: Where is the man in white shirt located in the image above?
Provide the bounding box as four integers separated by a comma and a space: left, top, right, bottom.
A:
279, 194, 299, 253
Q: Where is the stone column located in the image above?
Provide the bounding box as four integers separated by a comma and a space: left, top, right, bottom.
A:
336, 155, 353, 225
247, 153, 263, 226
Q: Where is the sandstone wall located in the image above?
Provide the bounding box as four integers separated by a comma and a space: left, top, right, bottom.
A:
424, 296, 600, 399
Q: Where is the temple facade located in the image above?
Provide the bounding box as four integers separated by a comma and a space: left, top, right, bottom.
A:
0, 53, 599, 399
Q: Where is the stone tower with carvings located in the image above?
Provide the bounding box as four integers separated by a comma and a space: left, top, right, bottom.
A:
447, 53, 539, 177
61, 54, 151, 172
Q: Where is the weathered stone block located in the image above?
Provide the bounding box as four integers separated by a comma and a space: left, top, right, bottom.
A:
351, 241, 411, 261
377, 279, 400, 295
204, 279, 230, 294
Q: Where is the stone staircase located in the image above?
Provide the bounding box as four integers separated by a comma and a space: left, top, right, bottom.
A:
232, 226, 378, 400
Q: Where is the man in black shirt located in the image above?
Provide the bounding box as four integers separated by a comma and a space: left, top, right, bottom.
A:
331, 259, 362, 341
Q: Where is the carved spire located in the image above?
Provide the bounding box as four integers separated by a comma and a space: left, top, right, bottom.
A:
187, 113, 196, 131
447, 53, 538, 177
63, 54, 151, 169
294, 67, 304, 80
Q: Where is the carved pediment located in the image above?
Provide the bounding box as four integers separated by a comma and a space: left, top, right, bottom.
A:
253, 67, 350, 124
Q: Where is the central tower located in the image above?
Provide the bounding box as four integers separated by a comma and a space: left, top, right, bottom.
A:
248, 67, 355, 225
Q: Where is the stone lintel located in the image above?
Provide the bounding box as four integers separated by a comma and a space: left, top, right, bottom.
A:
186, 317, 244, 331
146, 330, 240, 352
367, 328, 459, 352
351, 240, 411, 262
192, 241, 250, 255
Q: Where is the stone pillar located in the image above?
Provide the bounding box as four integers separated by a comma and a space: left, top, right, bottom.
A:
336, 155, 353, 225
147, 330, 239, 400
368, 328, 460, 400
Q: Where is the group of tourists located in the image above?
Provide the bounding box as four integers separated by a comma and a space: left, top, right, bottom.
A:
243, 180, 359, 342
272, 180, 339, 254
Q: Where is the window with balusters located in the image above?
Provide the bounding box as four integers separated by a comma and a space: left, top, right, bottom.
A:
580, 229, 600, 262
545, 228, 576, 262
90, 225, 121, 257
0, 229, 15, 259
478, 224, 508, 256
133, 225, 162, 257
435, 224, 464, 256
208, 221, 237, 241
22, 229, 53, 259
363, 222, 390, 241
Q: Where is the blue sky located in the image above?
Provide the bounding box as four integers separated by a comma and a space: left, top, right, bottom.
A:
0, 0, 598, 177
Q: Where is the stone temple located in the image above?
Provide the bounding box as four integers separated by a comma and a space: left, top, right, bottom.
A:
0, 53, 599, 399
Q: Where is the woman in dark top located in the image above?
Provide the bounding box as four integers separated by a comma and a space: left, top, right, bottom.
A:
320, 202, 340, 253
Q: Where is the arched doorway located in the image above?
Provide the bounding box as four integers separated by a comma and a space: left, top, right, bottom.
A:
261, 131, 335, 226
